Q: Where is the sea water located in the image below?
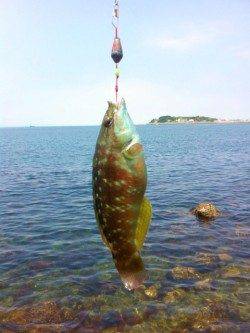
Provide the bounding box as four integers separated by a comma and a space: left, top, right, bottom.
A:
0, 124, 249, 331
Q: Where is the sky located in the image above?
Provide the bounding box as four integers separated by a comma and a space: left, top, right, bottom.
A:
0, 0, 250, 126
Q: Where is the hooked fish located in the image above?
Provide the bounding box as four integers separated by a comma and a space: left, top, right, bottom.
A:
92, 99, 152, 290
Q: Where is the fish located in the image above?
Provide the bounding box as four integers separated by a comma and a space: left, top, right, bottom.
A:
92, 98, 152, 290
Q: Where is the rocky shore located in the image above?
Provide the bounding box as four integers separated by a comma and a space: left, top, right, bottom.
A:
0, 258, 249, 332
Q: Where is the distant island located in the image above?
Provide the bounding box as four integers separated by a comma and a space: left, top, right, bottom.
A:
149, 115, 249, 124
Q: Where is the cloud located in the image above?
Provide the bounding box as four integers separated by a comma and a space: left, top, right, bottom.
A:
154, 32, 208, 51
234, 47, 250, 60
150, 22, 228, 52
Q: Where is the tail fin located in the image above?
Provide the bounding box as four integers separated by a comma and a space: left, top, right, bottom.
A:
115, 252, 147, 291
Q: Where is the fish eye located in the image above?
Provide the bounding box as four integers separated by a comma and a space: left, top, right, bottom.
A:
104, 118, 113, 128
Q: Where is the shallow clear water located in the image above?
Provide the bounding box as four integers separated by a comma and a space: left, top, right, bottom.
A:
0, 124, 249, 332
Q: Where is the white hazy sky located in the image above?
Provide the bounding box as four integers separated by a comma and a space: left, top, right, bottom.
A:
1, 0, 250, 126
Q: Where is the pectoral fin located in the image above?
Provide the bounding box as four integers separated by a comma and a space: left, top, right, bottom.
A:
135, 197, 152, 250
123, 142, 143, 159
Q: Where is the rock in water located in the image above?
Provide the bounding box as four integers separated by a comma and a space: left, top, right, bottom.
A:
92, 99, 152, 290
190, 202, 220, 221
144, 285, 158, 298
172, 266, 201, 279
163, 288, 186, 303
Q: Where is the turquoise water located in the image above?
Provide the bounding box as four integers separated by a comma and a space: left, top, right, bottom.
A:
0, 124, 249, 332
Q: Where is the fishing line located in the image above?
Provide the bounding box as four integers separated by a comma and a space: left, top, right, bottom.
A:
111, 0, 123, 104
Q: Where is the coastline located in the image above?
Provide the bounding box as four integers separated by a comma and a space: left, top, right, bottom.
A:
149, 121, 250, 125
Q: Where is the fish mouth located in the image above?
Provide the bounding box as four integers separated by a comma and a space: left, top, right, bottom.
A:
103, 102, 117, 128
102, 99, 137, 148
103, 99, 127, 129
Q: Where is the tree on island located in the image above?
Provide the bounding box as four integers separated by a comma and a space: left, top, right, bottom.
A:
149, 115, 218, 123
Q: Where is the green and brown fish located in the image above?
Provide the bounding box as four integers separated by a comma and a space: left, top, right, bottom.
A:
92, 99, 152, 290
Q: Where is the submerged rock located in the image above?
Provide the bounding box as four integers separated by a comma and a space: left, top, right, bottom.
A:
197, 323, 250, 333
144, 285, 158, 298
194, 278, 211, 290
218, 253, 233, 262
163, 288, 186, 304
221, 266, 241, 278
1, 296, 14, 308
0, 281, 7, 289
101, 309, 124, 331
0, 300, 75, 325
122, 308, 142, 326
172, 266, 201, 280
191, 303, 238, 330
190, 202, 220, 221
142, 304, 158, 320
28, 260, 52, 270
195, 252, 216, 265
